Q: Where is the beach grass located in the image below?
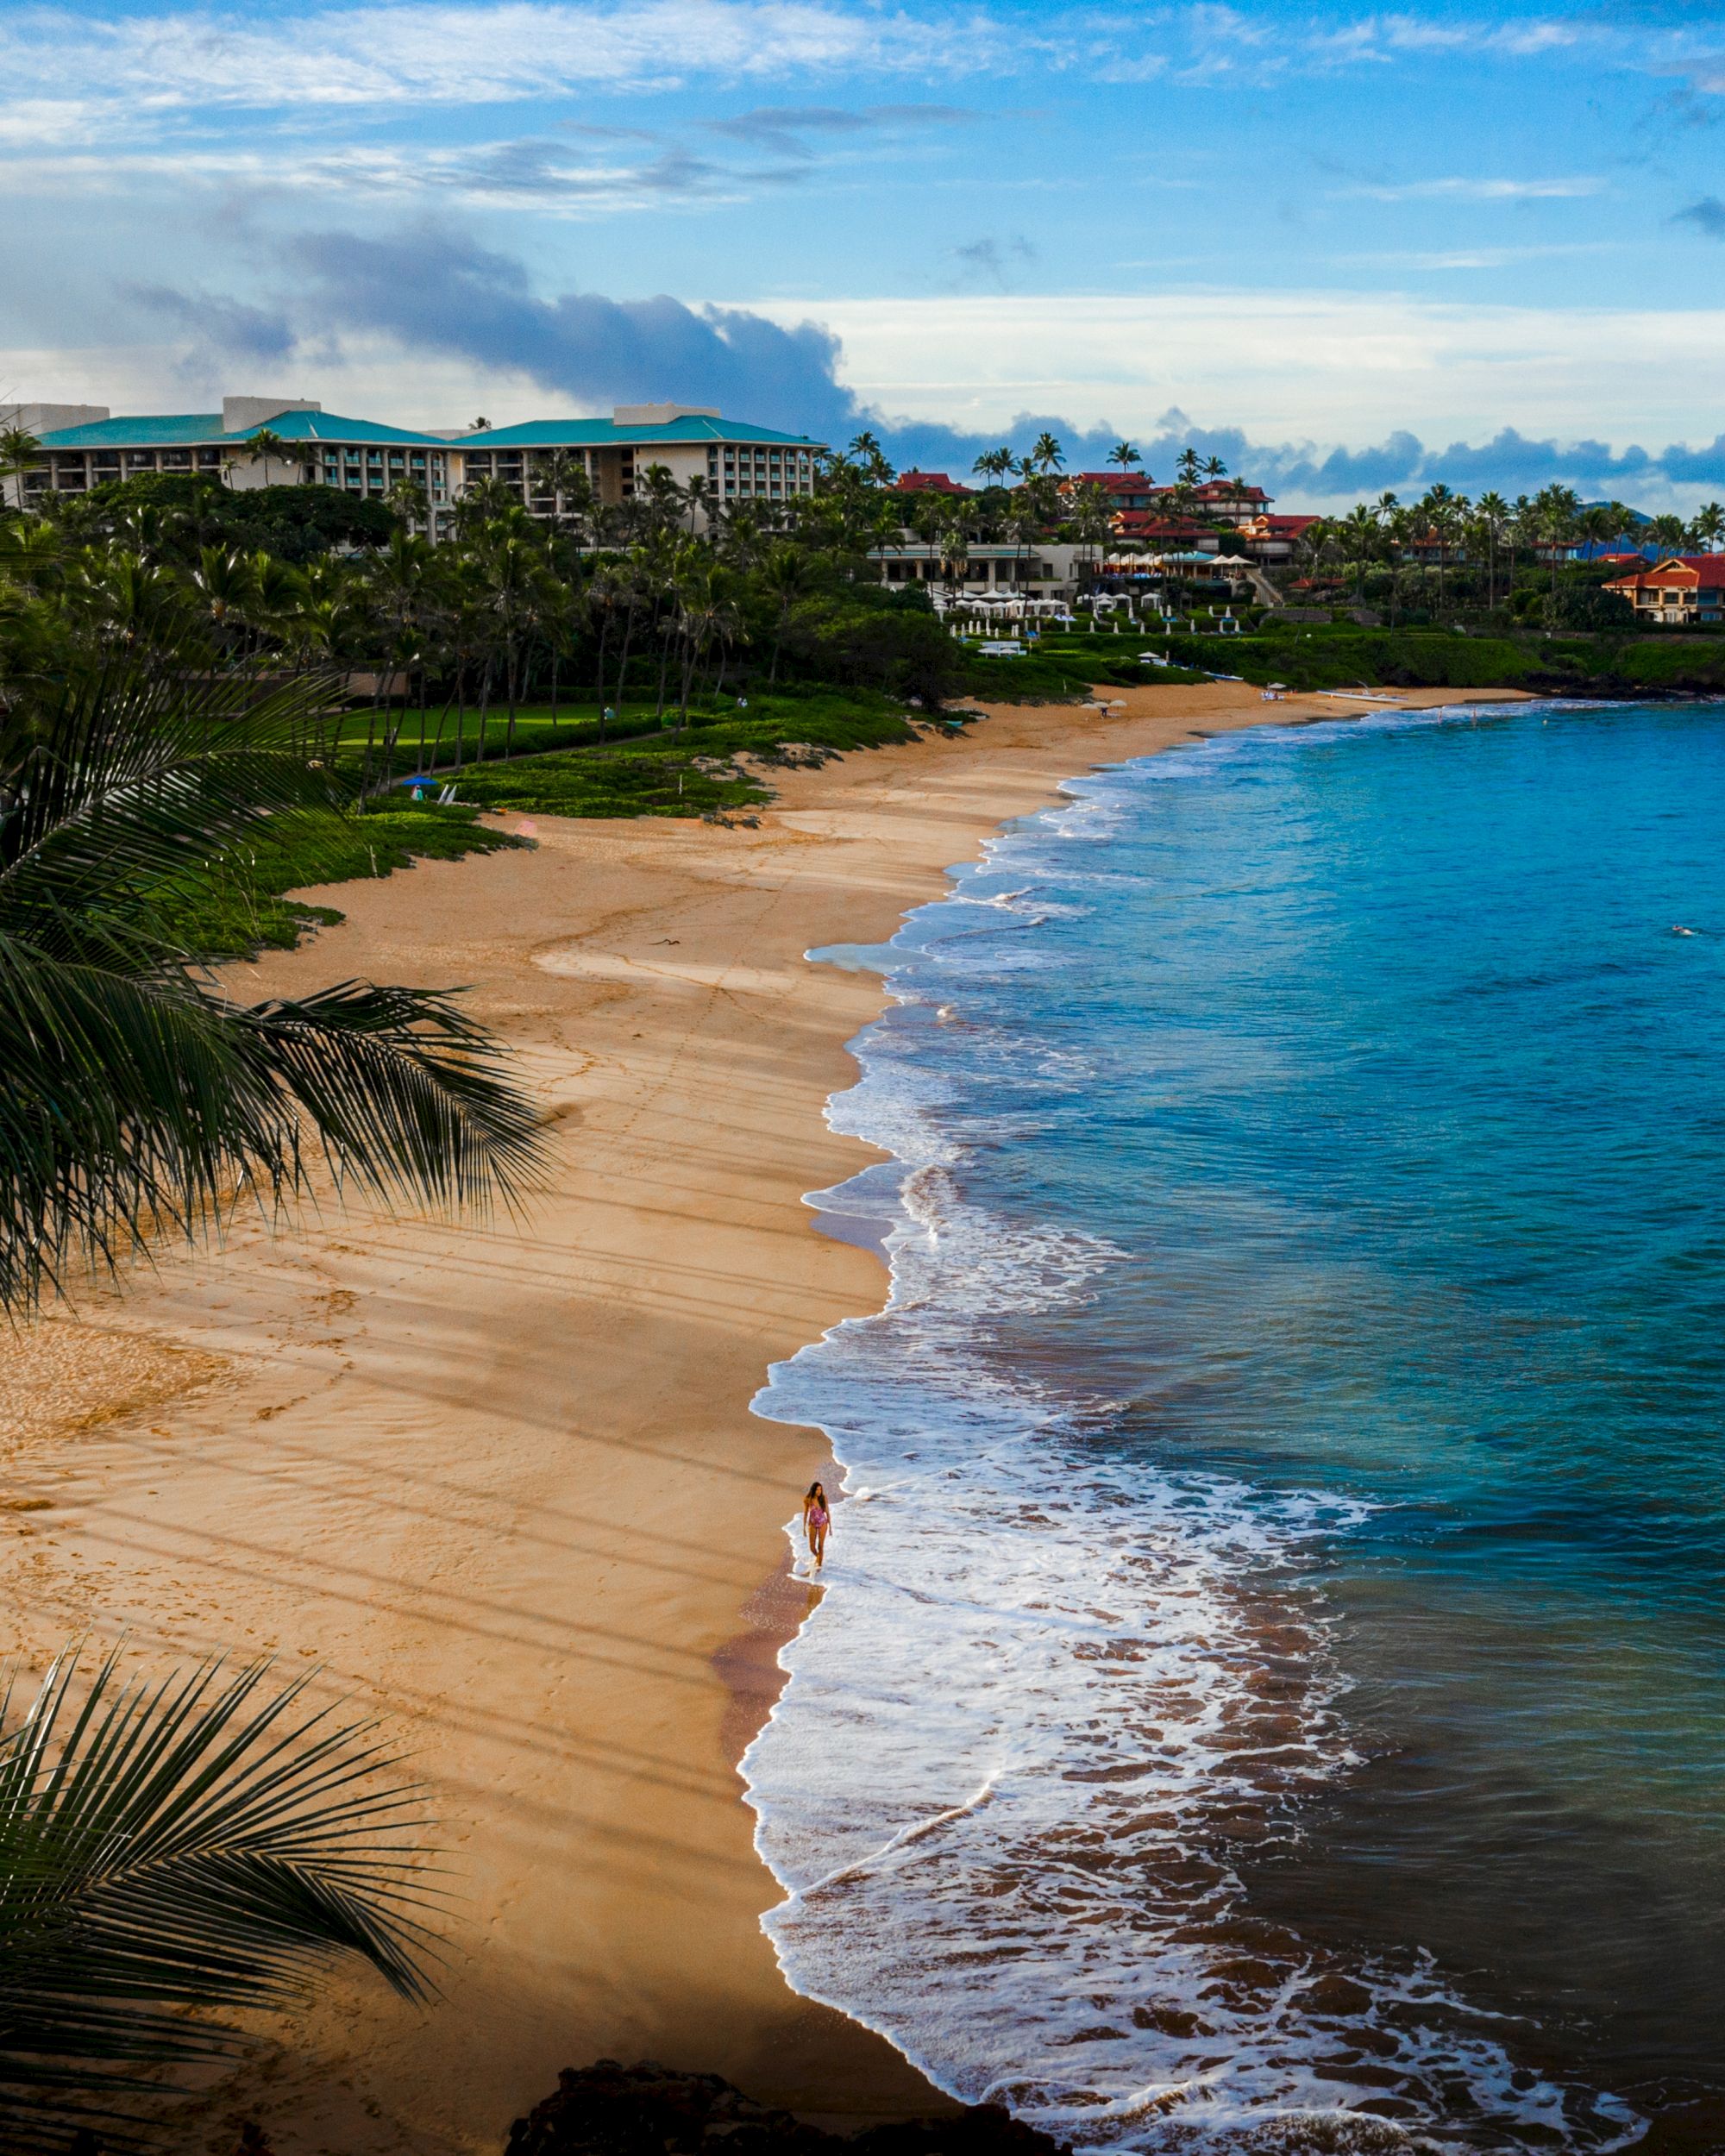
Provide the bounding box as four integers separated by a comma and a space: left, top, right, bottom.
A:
154, 804, 528, 961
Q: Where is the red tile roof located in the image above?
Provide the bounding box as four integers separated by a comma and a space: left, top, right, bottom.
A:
1111, 511, 1217, 540
1068, 470, 1157, 492
1607, 554, 1725, 590
894, 469, 974, 495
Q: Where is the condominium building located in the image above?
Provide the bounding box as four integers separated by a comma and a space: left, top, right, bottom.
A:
5, 395, 824, 523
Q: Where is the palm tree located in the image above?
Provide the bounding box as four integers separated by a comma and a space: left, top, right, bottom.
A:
1474, 491, 1510, 610
0, 661, 543, 1315
1339, 504, 1380, 603
0, 425, 44, 511
759, 541, 815, 683
0, 1643, 436, 2151
1689, 502, 1725, 554
847, 430, 882, 467
1532, 483, 1582, 598
1201, 454, 1228, 481
1106, 440, 1142, 473
384, 477, 430, 537
1031, 431, 1064, 475
971, 447, 1013, 487
243, 429, 291, 489
1176, 446, 1203, 486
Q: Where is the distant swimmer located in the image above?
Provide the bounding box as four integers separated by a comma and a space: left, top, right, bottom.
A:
1672, 925, 1698, 937
801, 1482, 831, 1571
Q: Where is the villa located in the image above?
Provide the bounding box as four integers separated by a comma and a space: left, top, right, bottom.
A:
5, 396, 824, 528
1060, 472, 1160, 512
1603, 555, 1725, 625
1234, 512, 1320, 565
894, 469, 975, 498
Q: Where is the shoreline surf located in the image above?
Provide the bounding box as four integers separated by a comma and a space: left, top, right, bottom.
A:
741, 698, 1672, 2153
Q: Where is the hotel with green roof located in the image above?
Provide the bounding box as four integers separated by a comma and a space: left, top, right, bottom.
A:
5, 395, 825, 529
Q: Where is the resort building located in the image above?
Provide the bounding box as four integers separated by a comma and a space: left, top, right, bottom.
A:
1110, 511, 1222, 552
6, 395, 825, 524
873, 541, 1084, 597
6, 398, 458, 514
1173, 478, 1271, 521
1234, 512, 1320, 565
1603, 555, 1725, 625
459, 404, 820, 511
893, 469, 975, 498
1061, 472, 1160, 512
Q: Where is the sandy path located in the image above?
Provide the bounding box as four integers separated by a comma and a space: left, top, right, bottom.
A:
1, 682, 1526, 2153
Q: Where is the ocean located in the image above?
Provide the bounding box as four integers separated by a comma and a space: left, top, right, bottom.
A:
740, 698, 1725, 2153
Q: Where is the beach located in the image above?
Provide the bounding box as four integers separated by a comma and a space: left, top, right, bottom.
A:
3, 680, 1526, 2156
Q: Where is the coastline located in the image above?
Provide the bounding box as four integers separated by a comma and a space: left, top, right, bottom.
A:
3, 680, 1527, 2154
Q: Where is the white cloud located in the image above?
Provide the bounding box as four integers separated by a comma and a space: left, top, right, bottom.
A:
0, 2, 1020, 113
0, 138, 764, 212
737, 289, 1725, 447
1345, 175, 1607, 201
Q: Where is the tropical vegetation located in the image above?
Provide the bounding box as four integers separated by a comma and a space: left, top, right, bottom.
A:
0, 1645, 435, 2153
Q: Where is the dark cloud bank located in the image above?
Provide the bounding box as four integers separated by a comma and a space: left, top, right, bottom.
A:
138, 228, 1725, 506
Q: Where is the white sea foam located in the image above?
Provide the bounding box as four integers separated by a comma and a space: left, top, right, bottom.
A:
746, 749, 1641, 2154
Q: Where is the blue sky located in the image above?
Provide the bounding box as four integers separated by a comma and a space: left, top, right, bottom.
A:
9, 0, 1725, 505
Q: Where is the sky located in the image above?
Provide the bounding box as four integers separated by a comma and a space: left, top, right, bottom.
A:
9, 0, 1725, 507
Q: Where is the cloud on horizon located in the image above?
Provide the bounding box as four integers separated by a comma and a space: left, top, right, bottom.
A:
127, 229, 1725, 507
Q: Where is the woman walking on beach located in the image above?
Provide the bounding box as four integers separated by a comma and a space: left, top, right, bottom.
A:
802, 1482, 831, 1570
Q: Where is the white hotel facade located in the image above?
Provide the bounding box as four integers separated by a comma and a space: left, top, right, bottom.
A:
4, 396, 823, 523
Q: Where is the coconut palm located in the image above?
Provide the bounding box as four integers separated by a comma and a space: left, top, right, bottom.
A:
1106, 440, 1142, 473
1338, 504, 1381, 603
1031, 432, 1064, 475
242, 429, 291, 490
0, 426, 44, 511
759, 541, 816, 684
1474, 491, 1510, 609
1690, 502, 1725, 554
0, 660, 543, 1316
0, 1642, 436, 2151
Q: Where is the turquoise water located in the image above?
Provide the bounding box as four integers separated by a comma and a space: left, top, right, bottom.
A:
746, 700, 1725, 2149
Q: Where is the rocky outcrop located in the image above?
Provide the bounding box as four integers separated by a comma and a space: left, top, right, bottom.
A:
505, 2060, 1070, 2156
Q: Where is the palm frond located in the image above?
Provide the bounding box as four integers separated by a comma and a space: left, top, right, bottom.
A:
0, 659, 546, 1313
0, 1646, 438, 2151
0, 662, 350, 967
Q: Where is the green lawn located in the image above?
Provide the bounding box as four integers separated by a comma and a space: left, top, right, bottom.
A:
443, 689, 925, 818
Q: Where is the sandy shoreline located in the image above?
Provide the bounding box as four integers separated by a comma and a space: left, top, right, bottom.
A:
4, 681, 1526, 2153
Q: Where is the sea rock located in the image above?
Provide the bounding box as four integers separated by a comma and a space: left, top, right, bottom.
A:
504, 2059, 1070, 2156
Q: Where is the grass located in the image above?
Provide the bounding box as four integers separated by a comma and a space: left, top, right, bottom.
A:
154, 804, 528, 961
417, 688, 925, 819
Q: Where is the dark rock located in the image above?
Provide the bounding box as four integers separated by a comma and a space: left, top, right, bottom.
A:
505, 2060, 1070, 2156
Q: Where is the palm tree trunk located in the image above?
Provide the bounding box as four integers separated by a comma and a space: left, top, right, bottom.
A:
476, 661, 493, 762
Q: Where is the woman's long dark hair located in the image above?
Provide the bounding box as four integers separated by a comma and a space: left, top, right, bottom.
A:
806, 1482, 826, 1505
